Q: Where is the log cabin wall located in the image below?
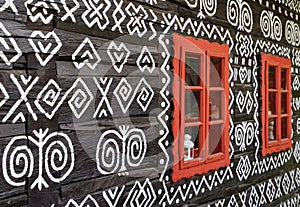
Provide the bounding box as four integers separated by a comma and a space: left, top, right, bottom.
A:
0, 0, 299, 206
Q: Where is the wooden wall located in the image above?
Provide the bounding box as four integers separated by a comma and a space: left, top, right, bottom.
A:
0, 0, 299, 206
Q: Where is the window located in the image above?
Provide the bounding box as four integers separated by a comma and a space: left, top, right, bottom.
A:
261, 53, 292, 156
172, 34, 230, 182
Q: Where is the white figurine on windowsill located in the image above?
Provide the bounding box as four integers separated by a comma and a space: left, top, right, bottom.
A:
184, 134, 194, 161
268, 110, 275, 141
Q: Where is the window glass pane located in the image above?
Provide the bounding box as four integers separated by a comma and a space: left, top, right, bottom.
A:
208, 124, 223, 155
268, 66, 276, 89
281, 68, 287, 90
268, 92, 276, 115
281, 93, 287, 114
268, 118, 276, 141
185, 90, 200, 120
210, 57, 223, 87
184, 126, 201, 161
186, 54, 200, 86
210, 91, 223, 120
281, 118, 287, 139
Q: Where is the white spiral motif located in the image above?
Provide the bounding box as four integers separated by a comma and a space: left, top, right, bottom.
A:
285, 20, 293, 44
240, 3, 252, 33
2, 136, 34, 187
138, 88, 150, 102
202, 0, 217, 16
273, 16, 282, 41
246, 123, 254, 145
44, 132, 74, 183
294, 23, 300, 46
126, 130, 147, 167
96, 130, 121, 175
96, 127, 147, 175
235, 125, 244, 149
227, 0, 239, 27
234, 122, 254, 151
285, 20, 300, 46
260, 11, 271, 38
185, 0, 197, 8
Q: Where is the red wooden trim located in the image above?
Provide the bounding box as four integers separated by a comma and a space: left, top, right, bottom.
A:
261, 53, 292, 156
172, 34, 230, 182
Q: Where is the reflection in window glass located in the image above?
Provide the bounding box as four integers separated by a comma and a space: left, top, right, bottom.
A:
208, 124, 223, 155
185, 55, 200, 86
281, 93, 287, 114
210, 91, 222, 120
281, 118, 287, 139
269, 66, 276, 89
268, 93, 276, 115
210, 57, 222, 87
185, 90, 200, 120
281, 68, 287, 90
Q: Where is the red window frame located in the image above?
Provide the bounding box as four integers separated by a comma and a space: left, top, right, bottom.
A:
261, 53, 292, 156
172, 34, 230, 182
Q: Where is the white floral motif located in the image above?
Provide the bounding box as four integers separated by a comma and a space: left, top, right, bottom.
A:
185, 0, 217, 19
260, 10, 282, 41
2, 128, 74, 191
227, 0, 253, 33
96, 126, 147, 175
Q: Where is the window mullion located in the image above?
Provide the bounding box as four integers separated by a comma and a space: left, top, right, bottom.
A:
276, 66, 281, 142
203, 52, 210, 162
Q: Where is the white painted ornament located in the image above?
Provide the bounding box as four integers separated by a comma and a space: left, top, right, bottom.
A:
2, 128, 74, 190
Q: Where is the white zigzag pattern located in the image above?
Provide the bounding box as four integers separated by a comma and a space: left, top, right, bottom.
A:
157, 35, 171, 181
255, 39, 290, 58
210, 168, 300, 207
160, 166, 233, 205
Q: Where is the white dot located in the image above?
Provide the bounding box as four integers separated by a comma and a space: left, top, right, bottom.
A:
166, 91, 170, 96
166, 65, 170, 70
160, 159, 165, 165
162, 202, 166, 207
161, 102, 166, 107
165, 140, 169, 146
201, 188, 205, 193
162, 52, 166, 58
165, 115, 169, 121
176, 199, 180, 203
183, 184, 186, 189
170, 187, 174, 193
166, 39, 170, 45
160, 130, 164, 135
162, 78, 166, 83
158, 189, 162, 195
165, 176, 169, 181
